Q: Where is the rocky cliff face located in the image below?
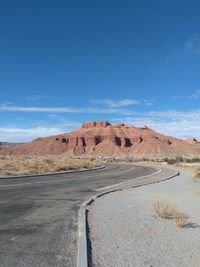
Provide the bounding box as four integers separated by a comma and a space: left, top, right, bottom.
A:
82, 121, 111, 128
1, 121, 200, 158
185, 138, 199, 145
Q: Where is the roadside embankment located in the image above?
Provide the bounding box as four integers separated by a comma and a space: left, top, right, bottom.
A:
88, 170, 200, 267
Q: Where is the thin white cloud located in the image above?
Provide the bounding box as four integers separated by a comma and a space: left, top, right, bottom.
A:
0, 127, 62, 142
172, 89, 200, 101
190, 89, 200, 100
112, 109, 200, 139
0, 104, 133, 115
185, 34, 199, 50
172, 95, 182, 100
89, 99, 139, 107
185, 34, 200, 54
144, 99, 154, 106
1, 110, 200, 142
0, 120, 81, 142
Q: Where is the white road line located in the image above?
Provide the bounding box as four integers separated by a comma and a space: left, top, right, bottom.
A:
0, 182, 32, 188
96, 168, 162, 192
0, 165, 135, 190
0, 178, 76, 189
77, 165, 135, 178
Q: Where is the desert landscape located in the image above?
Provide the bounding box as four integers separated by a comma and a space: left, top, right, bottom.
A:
1, 121, 200, 158
0, 123, 199, 266
1, 1, 200, 267
0, 121, 200, 177
0, 155, 101, 176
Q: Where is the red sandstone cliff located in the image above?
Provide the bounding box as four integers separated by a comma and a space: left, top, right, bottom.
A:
1, 121, 200, 158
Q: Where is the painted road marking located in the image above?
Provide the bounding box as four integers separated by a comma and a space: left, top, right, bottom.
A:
96, 168, 162, 191
0, 165, 135, 190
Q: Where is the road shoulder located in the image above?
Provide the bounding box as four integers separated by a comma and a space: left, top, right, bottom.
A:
77, 165, 179, 267
88, 169, 200, 267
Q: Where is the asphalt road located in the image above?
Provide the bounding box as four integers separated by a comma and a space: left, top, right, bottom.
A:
0, 164, 157, 267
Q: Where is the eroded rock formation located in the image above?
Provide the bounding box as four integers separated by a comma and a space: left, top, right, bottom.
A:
1, 121, 200, 158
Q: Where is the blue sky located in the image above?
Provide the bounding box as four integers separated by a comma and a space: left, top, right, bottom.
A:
1, 0, 200, 142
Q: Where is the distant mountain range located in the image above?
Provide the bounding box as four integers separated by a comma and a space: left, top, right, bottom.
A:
0, 142, 24, 147
0, 121, 200, 159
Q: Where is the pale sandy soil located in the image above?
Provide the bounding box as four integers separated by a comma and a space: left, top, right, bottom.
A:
89, 170, 200, 267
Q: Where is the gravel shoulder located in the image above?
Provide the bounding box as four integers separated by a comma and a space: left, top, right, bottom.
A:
88, 170, 200, 267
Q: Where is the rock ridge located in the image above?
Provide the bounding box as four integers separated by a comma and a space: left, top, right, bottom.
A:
1, 121, 200, 158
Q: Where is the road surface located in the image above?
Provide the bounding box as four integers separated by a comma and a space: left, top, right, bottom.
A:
0, 164, 157, 267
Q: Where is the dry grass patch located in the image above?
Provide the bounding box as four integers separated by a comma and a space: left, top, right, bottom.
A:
153, 201, 175, 219
153, 201, 189, 228
0, 155, 102, 176
193, 168, 200, 182
173, 211, 189, 228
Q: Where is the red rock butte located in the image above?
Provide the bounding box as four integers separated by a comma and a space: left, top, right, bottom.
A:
1, 121, 200, 158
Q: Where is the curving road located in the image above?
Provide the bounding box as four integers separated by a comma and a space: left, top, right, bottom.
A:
0, 164, 158, 267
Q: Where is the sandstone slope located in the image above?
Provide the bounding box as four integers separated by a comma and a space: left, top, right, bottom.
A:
1, 121, 200, 158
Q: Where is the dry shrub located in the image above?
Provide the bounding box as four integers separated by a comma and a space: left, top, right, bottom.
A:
153, 201, 189, 228
193, 168, 200, 182
0, 155, 102, 176
173, 211, 189, 228
153, 201, 175, 219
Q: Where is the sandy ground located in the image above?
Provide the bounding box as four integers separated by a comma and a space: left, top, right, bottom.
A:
88, 171, 200, 267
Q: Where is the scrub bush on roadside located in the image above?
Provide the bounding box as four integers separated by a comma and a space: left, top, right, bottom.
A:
153, 201, 189, 228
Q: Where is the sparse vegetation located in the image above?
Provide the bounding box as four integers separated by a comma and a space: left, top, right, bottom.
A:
185, 157, 200, 163
105, 156, 200, 165
153, 201, 189, 228
166, 158, 177, 165
164, 157, 200, 165
0, 155, 102, 176
193, 168, 200, 182
153, 201, 175, 219
173, 211, 189, 228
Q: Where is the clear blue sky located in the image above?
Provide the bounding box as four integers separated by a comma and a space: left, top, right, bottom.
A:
0, 0, 200, 141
